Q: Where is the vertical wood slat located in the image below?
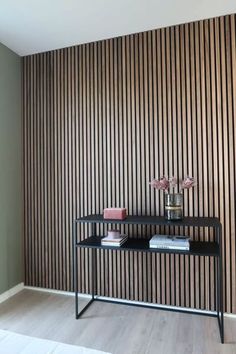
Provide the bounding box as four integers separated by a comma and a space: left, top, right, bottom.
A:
23, 13, 236, 313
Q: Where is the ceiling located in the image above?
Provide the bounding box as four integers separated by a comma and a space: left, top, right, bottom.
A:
0, 0, 235, 56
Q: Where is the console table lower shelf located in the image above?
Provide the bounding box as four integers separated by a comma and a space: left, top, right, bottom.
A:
73, 235, 224, 344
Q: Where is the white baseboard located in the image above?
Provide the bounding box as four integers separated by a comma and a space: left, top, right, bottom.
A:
23, 286, 218, 316
0, 283, 24, 304
3, 285, 236, 318
24, 286, 90, 299
225, 313, 236, 319
93, 295, 217, 315
18, 286, 236, 318
95, 297, 236, 317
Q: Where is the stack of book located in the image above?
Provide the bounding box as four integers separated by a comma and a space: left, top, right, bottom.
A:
101, 234, 128, 247
149, 235, 190, 250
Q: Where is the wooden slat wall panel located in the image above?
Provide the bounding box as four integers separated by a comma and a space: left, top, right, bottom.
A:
23, 14, 236, 313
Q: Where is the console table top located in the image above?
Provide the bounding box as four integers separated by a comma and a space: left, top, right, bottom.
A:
75, 214, 221, 228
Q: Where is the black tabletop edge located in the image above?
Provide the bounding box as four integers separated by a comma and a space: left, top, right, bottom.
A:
75, 214, 221, 227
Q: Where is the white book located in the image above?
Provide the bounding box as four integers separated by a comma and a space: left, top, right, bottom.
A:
150, 235, 190, 245
150, 244, 190, 250
150, 235, 173, 244
101, 238, 128, 247
102, 234, 127, 243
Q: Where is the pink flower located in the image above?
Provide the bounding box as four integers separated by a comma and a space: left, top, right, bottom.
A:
149, 176, 170, 191
150, 175, 197, 192
181, 176, 196, 189
169, 177, 177, 188
149, 179, 160, 189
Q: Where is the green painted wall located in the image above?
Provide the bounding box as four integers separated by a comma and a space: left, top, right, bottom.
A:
0, 43, 23, 294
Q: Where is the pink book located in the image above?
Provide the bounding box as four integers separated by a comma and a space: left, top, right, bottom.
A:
103, 208, 127, 220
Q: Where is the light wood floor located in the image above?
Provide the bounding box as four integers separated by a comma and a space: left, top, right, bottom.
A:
0, 290, 235, 354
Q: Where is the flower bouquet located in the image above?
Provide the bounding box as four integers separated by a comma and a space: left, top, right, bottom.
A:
149, 176, 196, 220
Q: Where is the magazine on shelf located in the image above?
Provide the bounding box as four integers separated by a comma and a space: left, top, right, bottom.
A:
101, 234, 128, 243
149, 234, 190, 250
101, 234, 128, 247
149, 244, 190, 250
101, 239, 128, 247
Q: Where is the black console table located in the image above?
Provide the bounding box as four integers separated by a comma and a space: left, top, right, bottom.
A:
73, 215, 224, 343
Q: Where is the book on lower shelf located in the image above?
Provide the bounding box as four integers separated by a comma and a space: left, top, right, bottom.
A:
101, 234, 128, 247
149, 234, 190, 250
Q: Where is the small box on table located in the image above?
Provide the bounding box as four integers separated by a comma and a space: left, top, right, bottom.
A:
103, 208, 127, 220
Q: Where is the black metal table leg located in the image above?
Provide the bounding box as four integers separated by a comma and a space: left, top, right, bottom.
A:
73, 220, 79, 319
219, 224, 224, 343
91, 223, 96, 300
217, 224, 224, 343
92, 248, 95, 300
74, 222, 97, 319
